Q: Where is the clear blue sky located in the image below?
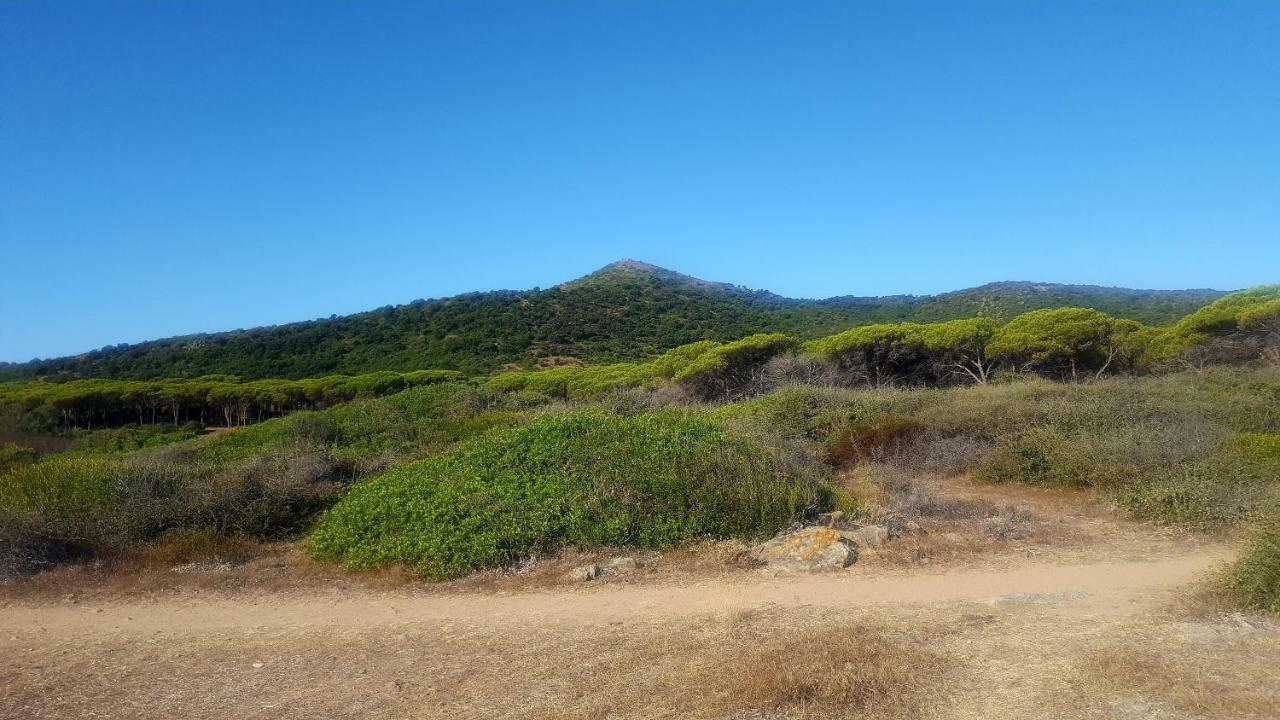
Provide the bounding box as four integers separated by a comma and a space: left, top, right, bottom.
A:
2, 1, 1278, 362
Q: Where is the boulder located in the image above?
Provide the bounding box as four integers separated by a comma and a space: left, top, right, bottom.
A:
569, 564, 603, 581
844, 525, 889, 548
751, 527, 858, 572
604, 556, 640, 572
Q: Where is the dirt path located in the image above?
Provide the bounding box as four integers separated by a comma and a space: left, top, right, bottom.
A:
0, 550, 1231, 636
2, 477, 1276, 720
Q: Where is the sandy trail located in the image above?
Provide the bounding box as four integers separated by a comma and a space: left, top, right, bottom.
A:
2, 477, 1275, 720
0, 549, 1231, 637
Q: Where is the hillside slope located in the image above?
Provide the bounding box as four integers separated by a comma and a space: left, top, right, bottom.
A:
2, 261, 1226, 380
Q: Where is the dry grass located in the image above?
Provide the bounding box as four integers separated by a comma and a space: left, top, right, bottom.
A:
716, 622, 946, 717
1061, 628, 1280, 719
1, 601, 950, 720
487, 610, 952, 720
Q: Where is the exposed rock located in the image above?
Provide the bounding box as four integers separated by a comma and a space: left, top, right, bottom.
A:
751, 527, 858, 572
604, 557, 640, 572
568, 564, 603, 581
845, 525, 889, 548
816, 510, 846, 527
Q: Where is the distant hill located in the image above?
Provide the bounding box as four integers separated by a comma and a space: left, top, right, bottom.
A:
2, 261, 1227, 380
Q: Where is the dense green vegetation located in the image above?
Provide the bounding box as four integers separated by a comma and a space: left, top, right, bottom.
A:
0, 370, 462, 432
1, 261, 1224, 381
309, 411, 827, 579
480, 340, 721, 399
1146, 284, 1280, 363
0, 382, 522, 577
477, 286, 1280, 397
1222, 500, 1280, 611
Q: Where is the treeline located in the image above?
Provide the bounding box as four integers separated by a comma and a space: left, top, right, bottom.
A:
485, 286, 1280, 401
1, 261, 1224, 381
0, 370, 463, 432
7, 286, 1266, 433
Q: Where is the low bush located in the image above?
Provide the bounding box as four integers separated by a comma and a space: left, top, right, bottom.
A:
0, 381, 526, 577
310, 410, 828, 579
718, 368, 1280, 530
481, 341, 725, 401
67, 423, 202, 455
0, 443, 37, 473
891, 433, 994, 477
0, 456, 127, 519
974, 429, 1101, 489
824, 415, 922, 467
715, 384, 923, 443
198, 382, 520, 467
1220, 500, 1280, 611
1113, 463, 1257, 528
148, 528, 256, 566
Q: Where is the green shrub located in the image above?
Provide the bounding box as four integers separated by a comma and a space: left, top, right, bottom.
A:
1220, 500, 1280, 611
1112, 465, 1251, 528
715, 384, 923, 442
824, 415, 922, 467
199, 382, 519, 465
0, 382, 527, 577
67, 423, 202, 455
827, 486, 864, 516
0, 457, 135, 572
482, 341, 724, 400
973, 429, 1097, 489
310, 410, 827, 579
650, 340, 722, 378
0, 443, 37, 473
0, 456, 126, 518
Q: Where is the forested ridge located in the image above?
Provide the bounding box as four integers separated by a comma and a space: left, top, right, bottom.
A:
2, 260, 1226, 381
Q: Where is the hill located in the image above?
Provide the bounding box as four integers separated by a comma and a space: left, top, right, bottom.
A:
1, 261, 1226, 380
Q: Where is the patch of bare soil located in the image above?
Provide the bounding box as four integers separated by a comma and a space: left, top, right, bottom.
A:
2, 476, 1275, 719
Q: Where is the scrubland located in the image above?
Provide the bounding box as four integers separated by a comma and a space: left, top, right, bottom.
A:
2, 287, 1279, 718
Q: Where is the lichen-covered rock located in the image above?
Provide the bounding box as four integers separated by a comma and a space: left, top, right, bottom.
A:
751, 527, 858, 572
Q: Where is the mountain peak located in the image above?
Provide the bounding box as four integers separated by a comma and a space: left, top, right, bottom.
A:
600, 259, 667, 273
571, 259, 710, 288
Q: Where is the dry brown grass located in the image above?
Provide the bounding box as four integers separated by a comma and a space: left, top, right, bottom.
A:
1, 600, 951, 720
716, 622, 946, 717
510, 611, 950, 720
1061, 629, 1280, 719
